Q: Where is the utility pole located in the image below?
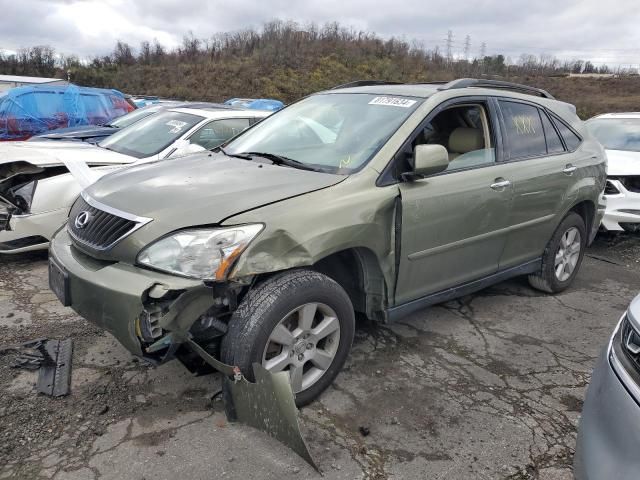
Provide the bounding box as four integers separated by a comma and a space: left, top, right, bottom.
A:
464, 35, 471, 61
445, 30, 454, 65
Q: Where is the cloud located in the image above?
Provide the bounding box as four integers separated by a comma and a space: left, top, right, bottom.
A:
0, 0, 637, 66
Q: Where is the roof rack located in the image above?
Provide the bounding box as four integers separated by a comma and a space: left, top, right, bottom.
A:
331, 80, 403, 90
438, 78, 555, 99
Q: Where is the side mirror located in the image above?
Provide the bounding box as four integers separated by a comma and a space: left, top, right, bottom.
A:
412, 144, 449, 178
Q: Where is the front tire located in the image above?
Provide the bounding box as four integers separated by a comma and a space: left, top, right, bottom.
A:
221, 269, 355, 406
528, 212, 586, 293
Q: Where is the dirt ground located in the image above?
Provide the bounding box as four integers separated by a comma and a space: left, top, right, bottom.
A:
1, 232, 638, 480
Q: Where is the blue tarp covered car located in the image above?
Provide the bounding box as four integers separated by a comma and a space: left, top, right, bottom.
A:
0, 84, 134, 141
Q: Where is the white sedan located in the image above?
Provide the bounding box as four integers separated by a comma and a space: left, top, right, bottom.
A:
0, 107, 270, 253
586, 113, 640, 232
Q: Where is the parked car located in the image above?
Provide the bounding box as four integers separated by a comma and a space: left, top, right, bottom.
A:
48, 79, 606, 406
30, 102, 234, 143
586, 113, 640, 232
0, 84, 134, 141
574, 294, 640, 480
0, 106, 270, 253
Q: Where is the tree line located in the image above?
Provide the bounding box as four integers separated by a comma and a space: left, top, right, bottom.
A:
1, 20, 639, 117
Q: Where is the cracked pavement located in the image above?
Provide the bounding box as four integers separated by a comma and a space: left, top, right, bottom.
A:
1, 233, 638, 479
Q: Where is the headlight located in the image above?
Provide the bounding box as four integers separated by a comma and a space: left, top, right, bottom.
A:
137, 224, 263, 281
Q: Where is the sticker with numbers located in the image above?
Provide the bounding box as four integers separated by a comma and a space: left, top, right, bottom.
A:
368, 97, 417, 108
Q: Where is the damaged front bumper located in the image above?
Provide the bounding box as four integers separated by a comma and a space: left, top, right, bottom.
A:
49, 228, 215, 358
49, 228, 318, 469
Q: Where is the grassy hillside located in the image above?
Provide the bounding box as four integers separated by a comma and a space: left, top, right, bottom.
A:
4, 22, 640, 119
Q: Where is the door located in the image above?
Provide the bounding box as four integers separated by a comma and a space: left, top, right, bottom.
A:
394, 100, 514, 305
496, 100, 582, 269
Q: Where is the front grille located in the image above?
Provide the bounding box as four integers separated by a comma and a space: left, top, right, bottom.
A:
67, 196, 138, 250
621, 317, 640, 372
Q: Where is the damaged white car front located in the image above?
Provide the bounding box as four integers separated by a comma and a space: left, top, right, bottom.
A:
586, 113, 640, 232
0, 144, 133, 254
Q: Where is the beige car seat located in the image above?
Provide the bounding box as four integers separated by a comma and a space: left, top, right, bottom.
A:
448, 127, 484, 160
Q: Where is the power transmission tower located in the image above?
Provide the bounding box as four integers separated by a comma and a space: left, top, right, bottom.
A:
464, 35, 471, 60
480, 42, 487, 59
445, 30, 454, 64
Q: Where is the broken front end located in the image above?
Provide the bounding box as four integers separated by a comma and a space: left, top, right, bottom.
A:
48, 228, 318, 468
0, 161, 71, 253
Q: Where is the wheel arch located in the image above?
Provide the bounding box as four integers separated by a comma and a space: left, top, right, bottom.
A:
566, 199, 596, 243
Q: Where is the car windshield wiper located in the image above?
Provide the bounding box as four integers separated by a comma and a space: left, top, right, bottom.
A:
240, 151, 317, 171
217, 146, 252, 160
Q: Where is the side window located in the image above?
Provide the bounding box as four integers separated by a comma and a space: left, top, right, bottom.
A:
550, 114, 581, 151
412, 104, 496, 173
190, 118, 251, 149
499, 100, 547, 159
540, 111, 565, 154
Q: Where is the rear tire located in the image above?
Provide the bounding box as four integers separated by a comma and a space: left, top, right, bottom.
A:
528, 212, 586, 293
221, 269, 355, 407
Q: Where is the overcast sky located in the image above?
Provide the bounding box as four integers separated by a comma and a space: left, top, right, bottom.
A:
1, 0, 639, 67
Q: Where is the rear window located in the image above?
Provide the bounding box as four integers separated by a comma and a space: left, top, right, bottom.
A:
499, 101, 547, 159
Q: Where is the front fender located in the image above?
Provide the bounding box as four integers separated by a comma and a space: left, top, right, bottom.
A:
224, 170, 399, 295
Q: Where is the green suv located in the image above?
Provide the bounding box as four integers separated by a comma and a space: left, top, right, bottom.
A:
49, 79, 606, 405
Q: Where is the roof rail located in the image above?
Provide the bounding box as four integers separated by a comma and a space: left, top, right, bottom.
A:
331, 80, 403, 90
438, 78, 555, 99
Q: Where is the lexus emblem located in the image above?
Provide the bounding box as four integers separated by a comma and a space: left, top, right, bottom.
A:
74, 211, 92, 229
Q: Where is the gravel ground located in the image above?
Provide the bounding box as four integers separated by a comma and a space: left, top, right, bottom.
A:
0, 232, 638, 480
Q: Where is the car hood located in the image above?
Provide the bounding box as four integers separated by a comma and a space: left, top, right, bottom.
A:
0, 141, 133, 168
33, 126, 117, 141
606, 149, 640, 176
85, 152, 345, 226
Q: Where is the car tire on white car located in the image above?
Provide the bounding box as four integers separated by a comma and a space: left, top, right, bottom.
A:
221, 269, 355, 406
528, 212, 587, 293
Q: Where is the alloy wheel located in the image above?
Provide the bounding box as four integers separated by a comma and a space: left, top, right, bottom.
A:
261, 302, 341, 393
554, 226, 581, 282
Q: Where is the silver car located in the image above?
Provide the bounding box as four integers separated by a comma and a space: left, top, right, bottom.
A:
575, 294, 640, 479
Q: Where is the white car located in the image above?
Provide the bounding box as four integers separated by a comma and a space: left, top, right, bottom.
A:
0, 107, 270, 253
586, 112, 640, 232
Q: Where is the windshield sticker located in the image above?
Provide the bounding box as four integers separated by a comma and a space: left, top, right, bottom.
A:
166, 120, 188, 134
368, 97, 417, 108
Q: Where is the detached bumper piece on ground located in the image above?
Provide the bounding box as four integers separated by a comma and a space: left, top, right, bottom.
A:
5, 338, 73, 397
181, 336, 318, 470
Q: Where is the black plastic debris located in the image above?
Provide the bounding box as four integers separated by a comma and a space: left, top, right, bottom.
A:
2, 338, 73, 397
36, 339, 73, 397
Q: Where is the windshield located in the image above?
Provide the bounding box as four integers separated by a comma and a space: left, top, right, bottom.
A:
586, 118, 640, 152
225, 93, 422, 173
108, 105, 163, 128
99, 110, 203, 158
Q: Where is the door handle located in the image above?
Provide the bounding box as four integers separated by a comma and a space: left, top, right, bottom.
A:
563, 164, 577, 175
490, 178, 511, 191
